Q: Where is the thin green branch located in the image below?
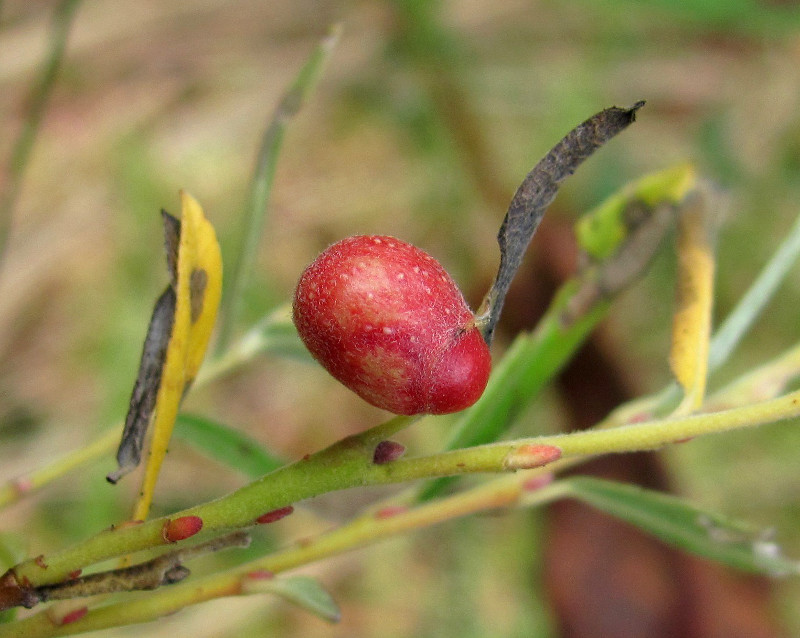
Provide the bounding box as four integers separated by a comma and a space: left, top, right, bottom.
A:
0, 0, 81, 264
5, 385, 800, 598
0, 429, 119, 509
2, 473, 564, 637
0, 305, 301, 511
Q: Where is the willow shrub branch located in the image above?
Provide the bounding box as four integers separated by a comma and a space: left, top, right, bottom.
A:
1, 476, 564, 637
4, 384, 800, 608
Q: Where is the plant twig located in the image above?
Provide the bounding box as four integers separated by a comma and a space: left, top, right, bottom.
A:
4, 383, 800, 606
0, 475, 563, 637
35, 532, 250, 603
0, 428, 120, 509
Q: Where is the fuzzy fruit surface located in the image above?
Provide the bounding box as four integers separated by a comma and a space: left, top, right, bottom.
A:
293, 235, 491, 415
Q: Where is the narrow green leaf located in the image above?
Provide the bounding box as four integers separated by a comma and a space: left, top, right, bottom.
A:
709, 210, 800, 372
260, 575, 341, 623
562, 477, 800, 576
418, 284, 609, 501
174, 413, 284, 479
216, 25, 341, 352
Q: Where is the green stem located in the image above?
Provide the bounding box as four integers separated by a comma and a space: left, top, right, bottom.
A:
419, 282, 610, 500
2, 474, 564, 637
10, 385, 800, 590
0, 429, 120, 509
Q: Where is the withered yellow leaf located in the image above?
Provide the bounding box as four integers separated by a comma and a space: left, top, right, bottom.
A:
670, 191, 716, 415
132, 191, 222, 521
107, 192, 221, 521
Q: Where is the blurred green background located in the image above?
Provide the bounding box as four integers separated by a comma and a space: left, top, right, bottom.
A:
3, 0, 800, 636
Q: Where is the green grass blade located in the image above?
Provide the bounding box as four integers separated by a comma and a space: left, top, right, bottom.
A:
0, 0, 81, 264
215, 25, 341, 352
173, 413, 284, 479
562, 477, 800, 576
709, 210, 800, 372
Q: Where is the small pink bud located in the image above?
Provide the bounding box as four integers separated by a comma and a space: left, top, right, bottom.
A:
162, 516, 204, 543
12, 477, 32, 495
373, 440, 406, 465
375, 505, 408, 519
522, 474, 554, 492
34, 555, 48, 570
246, 570, 275, 581
256, 506, 294, 525
60, 606, 88, 625
503, 444, 562, 471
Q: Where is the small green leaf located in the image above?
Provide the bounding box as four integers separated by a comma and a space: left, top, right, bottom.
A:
257, 576, 341, 623
575, 163, 696, 260
562, 477, 800, 576
174, 413, 284, 479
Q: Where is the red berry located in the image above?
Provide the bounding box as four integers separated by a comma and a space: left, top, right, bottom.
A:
292, 235, 491, 415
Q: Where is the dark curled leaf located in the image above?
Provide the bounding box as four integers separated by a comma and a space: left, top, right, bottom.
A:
161, 210, 181, 285
480, 101, 645, 344
107, 286, 176, 484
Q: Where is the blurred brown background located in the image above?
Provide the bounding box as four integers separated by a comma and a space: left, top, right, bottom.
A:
3, 1, 800, 636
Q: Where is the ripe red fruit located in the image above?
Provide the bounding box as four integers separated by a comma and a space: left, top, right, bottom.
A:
292, 235, 491, 415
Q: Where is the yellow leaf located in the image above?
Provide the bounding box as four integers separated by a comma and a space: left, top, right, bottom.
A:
670, 191, 716, 415
132, 192, 222, 521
